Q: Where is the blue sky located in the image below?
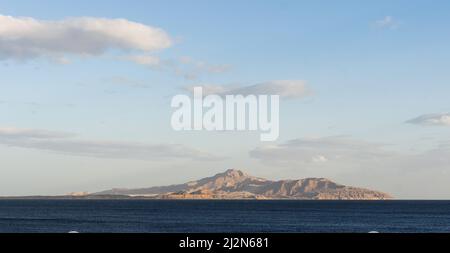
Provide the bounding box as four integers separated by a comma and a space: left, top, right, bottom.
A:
1, 0, 450, 198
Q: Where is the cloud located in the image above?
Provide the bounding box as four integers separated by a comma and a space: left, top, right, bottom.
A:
0, 127, 75, 139
406, 113, 450, 126
104, 76, 149, 88
250, 135, 450, 175
249, 136, 391, 165
0, 15, 230, 80
127, 55, 232, 80
374, 16, 400, 30
0, 127, 220, 161
176, 56, 232, 79
185, 80, 311, 99
0, 15, 172, 61
125, 54, 161, 67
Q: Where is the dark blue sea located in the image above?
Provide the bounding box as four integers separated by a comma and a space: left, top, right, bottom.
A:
0, 200, 449, 233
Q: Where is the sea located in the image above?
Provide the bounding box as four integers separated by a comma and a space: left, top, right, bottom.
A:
0, 200, 449, 233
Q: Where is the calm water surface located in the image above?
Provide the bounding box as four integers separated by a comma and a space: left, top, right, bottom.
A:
0, 200, 449, 233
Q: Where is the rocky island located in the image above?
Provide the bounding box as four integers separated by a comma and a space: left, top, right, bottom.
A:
94, 169, 392, 200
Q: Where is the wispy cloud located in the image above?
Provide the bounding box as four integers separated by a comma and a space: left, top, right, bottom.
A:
249, 135, 450, 177
127, 55, 232, 80
0, 127, 221, 161
125, 54, 161, 67
185, 80, 312, 99
176, 56, 232, 80
104, 76, 149, 89
0, 127, 75, 139
0, 15, 172, 62
249, 136, 392, 165
374, 16, 400, 30
406, 113, 450, 126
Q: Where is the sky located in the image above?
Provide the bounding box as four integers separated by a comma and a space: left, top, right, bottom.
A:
0, 0, 450, 198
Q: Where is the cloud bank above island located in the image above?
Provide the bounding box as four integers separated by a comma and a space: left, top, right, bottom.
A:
249, 136, 392, 165
0, 127, 221, 161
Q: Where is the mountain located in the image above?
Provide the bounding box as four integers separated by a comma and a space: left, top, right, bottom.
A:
94, 169, 392, 200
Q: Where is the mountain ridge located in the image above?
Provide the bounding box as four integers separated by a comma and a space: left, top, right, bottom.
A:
94, 169, 392, 200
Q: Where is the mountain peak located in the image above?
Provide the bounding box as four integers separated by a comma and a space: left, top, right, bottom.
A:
223, 169, 246, 177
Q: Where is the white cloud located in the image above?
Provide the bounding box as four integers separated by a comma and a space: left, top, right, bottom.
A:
0, 15, 230, 80
0, 15, 172, 61
374, 16, 400, 30
0, 127, 220, 161
312, 155, 328, 163
406, 113, 450, 126
186, 80, 311, 99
